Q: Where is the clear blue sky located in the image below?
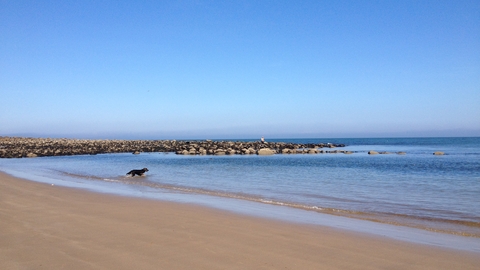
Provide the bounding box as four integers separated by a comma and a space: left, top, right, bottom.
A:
1, 0, 479, 139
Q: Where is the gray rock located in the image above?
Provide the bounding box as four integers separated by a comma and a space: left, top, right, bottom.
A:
214, 149, 226, 155
257, 148, 275, 155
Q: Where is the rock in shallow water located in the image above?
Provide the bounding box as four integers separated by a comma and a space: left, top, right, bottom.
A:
257, 148, 276, 155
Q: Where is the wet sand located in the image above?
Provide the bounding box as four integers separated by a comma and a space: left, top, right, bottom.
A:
1, 172, 479, 269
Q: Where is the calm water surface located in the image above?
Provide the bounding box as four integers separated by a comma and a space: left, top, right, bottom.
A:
1, 137, 479, 237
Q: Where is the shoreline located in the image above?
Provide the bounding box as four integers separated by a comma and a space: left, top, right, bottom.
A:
1, 172, 479, 269
3, 165, 480, 252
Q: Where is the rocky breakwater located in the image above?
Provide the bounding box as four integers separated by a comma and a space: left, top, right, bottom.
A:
173, 140, 345, 156
0, 137, 177, 158
0, 137, 346, 158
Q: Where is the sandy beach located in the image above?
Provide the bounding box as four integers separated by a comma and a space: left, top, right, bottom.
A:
1, 172, 479, 269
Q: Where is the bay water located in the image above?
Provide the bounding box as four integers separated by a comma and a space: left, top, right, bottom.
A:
1, 137, 479, 240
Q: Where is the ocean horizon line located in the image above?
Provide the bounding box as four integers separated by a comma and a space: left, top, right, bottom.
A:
2, 134, 480, 141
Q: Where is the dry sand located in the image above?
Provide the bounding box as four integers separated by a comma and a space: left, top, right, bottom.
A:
1, 172, 479, 269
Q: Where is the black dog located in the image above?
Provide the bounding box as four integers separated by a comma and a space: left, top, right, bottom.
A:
126, 168, 149, 177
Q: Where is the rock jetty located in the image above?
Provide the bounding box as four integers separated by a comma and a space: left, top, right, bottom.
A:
0, 137, 346, 158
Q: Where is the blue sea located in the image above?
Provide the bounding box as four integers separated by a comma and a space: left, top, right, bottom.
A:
1, 137, 480, 244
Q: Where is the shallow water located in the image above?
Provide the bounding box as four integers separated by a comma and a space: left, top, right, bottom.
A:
1, 137, 479, 239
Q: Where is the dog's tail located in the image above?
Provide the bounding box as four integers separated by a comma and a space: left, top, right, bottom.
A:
126, 171, 132, 175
